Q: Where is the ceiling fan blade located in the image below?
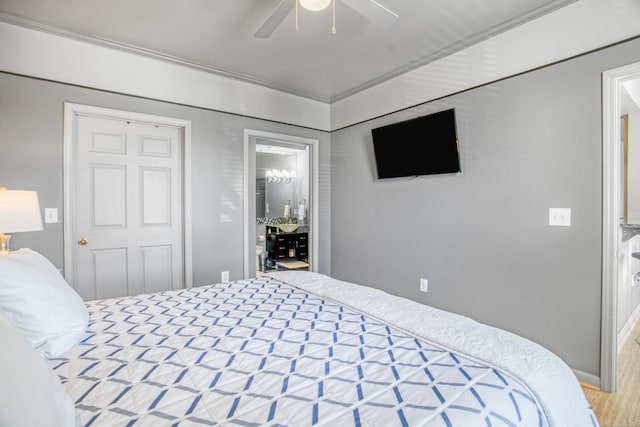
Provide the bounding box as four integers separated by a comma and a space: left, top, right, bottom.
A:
254, 0, 295, 38
340, 0, 398, 28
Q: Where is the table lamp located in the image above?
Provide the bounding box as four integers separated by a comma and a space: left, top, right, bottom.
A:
0, 186, 44, 255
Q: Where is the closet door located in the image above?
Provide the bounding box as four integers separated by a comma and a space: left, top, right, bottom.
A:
71, 113, 184, 300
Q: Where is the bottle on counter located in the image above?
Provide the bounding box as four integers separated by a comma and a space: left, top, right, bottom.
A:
298, 199, 306, 224
284, 200, 291, 218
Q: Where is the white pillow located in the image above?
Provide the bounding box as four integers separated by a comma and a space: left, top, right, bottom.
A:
0, 248, 88, 357
0, 311, 78, 427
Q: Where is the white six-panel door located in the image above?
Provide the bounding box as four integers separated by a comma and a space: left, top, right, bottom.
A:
71, 114, 184, 300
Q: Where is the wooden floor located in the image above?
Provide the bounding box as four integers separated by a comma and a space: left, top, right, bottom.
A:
582, 319, 640, 427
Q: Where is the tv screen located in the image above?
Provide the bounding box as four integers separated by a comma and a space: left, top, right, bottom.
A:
371, 108, 460, 179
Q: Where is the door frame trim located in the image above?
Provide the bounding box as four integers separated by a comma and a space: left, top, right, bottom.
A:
601, 61, 640, 393
62, 102, 193, 290
243, 129, 319, 278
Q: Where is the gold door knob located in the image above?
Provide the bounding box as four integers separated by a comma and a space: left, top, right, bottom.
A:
77, 237, 88, 246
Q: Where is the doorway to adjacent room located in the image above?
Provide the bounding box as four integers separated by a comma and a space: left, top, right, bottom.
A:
243, 129, 319, 278
601, 61, 640, 393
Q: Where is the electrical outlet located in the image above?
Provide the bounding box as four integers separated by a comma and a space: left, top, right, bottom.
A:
45, 208, 58, 224
549, 208, 571, 226
420, 278, 428, 293
221, 271, 229, 283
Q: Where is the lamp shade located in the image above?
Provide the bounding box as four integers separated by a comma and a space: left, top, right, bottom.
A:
0, 190, 43, 233
299, 0, 331, 11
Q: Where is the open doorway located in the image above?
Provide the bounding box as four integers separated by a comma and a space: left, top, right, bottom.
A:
601, 61, 640, 393
243, 129, 319, 279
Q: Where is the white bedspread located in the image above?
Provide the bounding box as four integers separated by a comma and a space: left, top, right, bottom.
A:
269, 271, 597, 427
49, 272, 597, 426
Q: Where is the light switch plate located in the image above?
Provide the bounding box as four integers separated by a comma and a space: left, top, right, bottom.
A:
44, 208, 58, 224
549, 208, 571, 226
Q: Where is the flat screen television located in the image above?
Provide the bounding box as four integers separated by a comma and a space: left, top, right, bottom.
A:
371, 108, 460, 179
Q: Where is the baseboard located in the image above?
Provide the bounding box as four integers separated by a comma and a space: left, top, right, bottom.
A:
573, 368, 600, 389
617, 303, 640, 351
580, 381, 600, 391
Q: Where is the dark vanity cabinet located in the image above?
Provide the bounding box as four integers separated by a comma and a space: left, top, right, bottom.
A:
265, 226, 308, 271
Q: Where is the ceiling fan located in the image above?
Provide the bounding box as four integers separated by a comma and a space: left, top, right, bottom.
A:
254, 0, 399, 38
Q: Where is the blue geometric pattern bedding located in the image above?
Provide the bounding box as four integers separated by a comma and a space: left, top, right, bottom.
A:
49, 277, 548, 426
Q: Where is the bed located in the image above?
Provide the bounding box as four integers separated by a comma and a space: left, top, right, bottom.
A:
0, 249, 596, 426
42, 270, 597, 427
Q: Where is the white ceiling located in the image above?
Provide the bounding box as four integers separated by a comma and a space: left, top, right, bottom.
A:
0, 0, 577, 103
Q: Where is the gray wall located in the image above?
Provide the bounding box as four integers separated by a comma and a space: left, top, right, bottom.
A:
4, 37, 640, 378
0, 72, 331, 283
330, 37, 640, 377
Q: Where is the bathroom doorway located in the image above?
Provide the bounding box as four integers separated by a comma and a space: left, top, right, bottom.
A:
601, 61, 640, 393
243, 129, 319, 278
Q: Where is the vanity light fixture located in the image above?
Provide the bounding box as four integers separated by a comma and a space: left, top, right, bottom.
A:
0, 186, 43, 255
265, 170, 297, 184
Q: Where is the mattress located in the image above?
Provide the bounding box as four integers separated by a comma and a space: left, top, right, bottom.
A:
49, 272, 598, 426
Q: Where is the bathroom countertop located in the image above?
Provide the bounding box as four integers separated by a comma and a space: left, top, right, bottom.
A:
621, 223, 640, 242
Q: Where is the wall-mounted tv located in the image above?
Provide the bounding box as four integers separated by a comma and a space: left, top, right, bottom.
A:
371, 108, 460, 179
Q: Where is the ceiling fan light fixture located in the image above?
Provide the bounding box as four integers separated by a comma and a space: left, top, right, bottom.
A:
299, 0, 331, 12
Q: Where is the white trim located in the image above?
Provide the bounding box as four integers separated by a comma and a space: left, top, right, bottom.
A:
62, 102, 193, 290
243, 129, 319, 278
182, 124, 193, 287
601, 61, 640, 393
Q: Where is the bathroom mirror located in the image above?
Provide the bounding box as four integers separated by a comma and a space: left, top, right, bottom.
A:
621, 77, 640, 224
256, 146, 308, 221
255, 172, 298, 219
623, 110, 640, 224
